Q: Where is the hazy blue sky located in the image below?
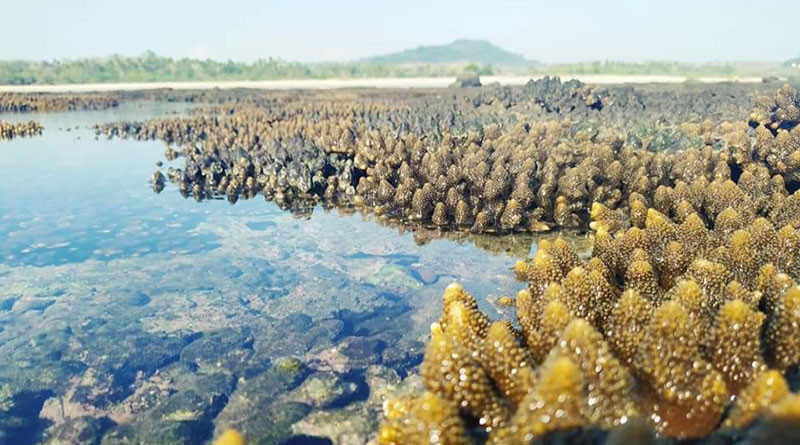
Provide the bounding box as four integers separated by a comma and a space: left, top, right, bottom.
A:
2, 0, 797, 63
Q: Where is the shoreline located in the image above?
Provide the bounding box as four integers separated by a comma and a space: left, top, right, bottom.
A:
0, 74, 765, 93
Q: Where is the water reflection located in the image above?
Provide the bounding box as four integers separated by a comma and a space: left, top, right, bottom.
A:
0, 104, 529, 444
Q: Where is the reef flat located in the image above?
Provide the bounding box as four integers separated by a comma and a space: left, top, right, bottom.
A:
372, 85, 800, 443
94, 79, 792, 237
2, 80, 800, 444
0, 92, 120, 113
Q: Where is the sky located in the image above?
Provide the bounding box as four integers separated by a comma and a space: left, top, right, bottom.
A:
1, 0, 798, 64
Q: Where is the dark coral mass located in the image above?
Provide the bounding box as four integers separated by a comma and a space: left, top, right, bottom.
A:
94, 79, 789, 237
0, 92, 120, 113
0, 120, 42, 140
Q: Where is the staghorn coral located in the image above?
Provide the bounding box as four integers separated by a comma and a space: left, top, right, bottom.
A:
480, 322, 535, 406
381, 273, 800, 443
0, 91, 119, 112
550, 319, 639, 428
604, 289, 653, 367
421, 322, 508, 431
525, 299, 573, 364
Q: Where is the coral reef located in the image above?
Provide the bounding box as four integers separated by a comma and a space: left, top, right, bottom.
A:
0, 120, 43, 140
93, 80, 792, 236
0, 92, 119, 113
378, 193, 800, 443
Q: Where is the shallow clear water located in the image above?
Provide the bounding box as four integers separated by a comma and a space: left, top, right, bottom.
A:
0, 104, 533, 443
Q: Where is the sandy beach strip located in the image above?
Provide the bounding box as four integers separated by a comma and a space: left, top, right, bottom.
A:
0, 75, 765, 93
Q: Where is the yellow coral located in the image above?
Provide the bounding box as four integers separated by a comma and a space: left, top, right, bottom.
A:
776, 224, 800, 278
678, 213, 709, 253
525, 248, 564, 297
722, 370, 789, 429
440, 283, 489, 349
728, 230, 760, 288
756, 264, 793, 315
527, 299, 573, 363
660, 241, 688, 290
637, 301, 728, 438
507, 355, 586, 440
480, 322, 535, 406
605, 289, 652, 367
643, 208, 678, 259
421, 323, 509, 430
378, 392, 470, 445
766, 286, 800, 371
709, 299, 766, 392
590, 202, 627, 233
552, 319, 639, 428
625, 260, 661, 304
548, 237, 583, 276
214, 430, 247, 445
683, 260, 730, 312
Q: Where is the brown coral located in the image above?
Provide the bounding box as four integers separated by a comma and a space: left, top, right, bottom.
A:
636, 301, 728, 438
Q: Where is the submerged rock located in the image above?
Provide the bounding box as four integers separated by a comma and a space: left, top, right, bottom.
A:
366, 264, 422, 290
180, 327, 260, 376
293, 372, 359, 409
257, 314, 344, 358
212, 358, 310, 444
340, 337, 385, 370
45, 416, 114, 445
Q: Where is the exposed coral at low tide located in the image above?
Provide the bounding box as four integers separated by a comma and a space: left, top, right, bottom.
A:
94, 79, 786, 236
0, 120, 43, 140
0, 92, 120, 113
377, 194, 800, 443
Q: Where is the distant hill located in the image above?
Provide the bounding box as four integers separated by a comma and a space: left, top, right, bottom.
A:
784, 57, 800, 68
360, 39, 537, 67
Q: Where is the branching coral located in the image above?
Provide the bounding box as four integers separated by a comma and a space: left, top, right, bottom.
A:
709, 299, 766, 392
378, 391, 470, 445
0, 120, 43, 140
723, 370, 789, 430
0, 92, 119, 112
636, 301, 728, 438
94, 83, 800, 238
380, 196, 800, 443
500, 355, 586, 442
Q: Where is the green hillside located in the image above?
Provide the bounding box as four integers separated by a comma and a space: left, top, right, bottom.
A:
360, 39, 536, 67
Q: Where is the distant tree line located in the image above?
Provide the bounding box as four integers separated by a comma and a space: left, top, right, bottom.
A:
0, 51, 789, 85
0, 51, 493, 85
